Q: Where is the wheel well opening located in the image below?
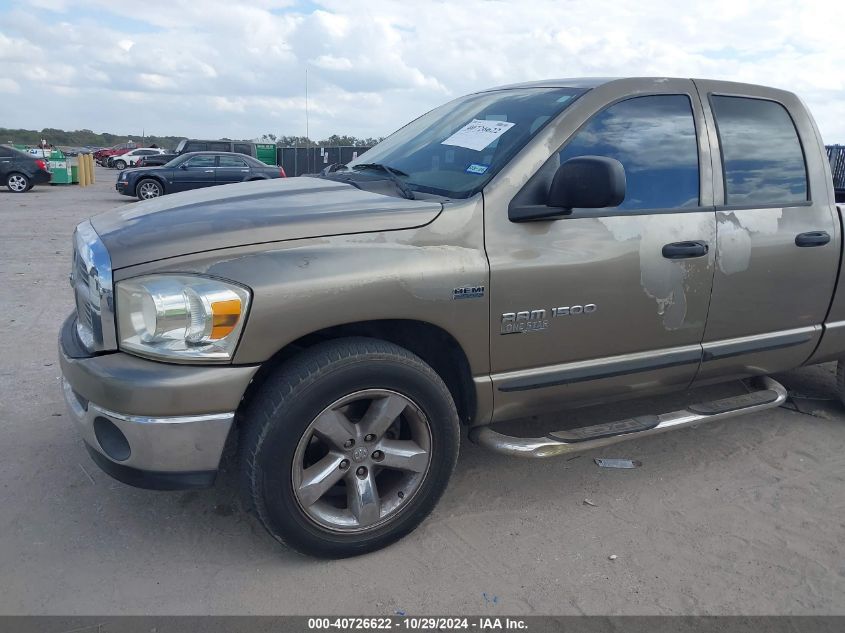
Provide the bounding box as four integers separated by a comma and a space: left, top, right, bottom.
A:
240, 320, 476, 424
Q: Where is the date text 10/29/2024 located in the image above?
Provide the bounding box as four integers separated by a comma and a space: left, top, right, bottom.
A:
307, 617, 529, 630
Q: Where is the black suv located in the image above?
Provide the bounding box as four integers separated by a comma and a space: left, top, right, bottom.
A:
0, 145, 52, 193
174, 139, 256, 157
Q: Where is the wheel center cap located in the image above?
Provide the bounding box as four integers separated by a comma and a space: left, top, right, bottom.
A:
351, 447, 368, 463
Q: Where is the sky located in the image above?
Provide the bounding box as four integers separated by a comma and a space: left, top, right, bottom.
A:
0, 0, 844, 143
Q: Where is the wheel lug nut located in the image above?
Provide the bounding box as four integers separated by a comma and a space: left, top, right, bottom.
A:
339, 459, 350, 470
372, 450, 383, 461
364, 433, 376, 442
343, 439, 355, 448
356, 466, 367, 478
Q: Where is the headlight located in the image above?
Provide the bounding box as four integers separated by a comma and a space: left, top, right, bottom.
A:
116, 275, 251, 362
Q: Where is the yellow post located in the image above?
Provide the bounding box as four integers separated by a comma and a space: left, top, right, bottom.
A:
78, 154, 87, 187
87, 153, 95, 184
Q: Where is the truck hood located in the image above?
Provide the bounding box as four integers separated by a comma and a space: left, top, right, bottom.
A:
92, 177, 443, 269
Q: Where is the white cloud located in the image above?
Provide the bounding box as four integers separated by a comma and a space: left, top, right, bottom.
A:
0, 78, 21, 94
0, 0, 843, 144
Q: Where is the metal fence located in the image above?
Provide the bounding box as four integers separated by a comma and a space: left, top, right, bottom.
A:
277, 146, 374, 177
827, 145, 845, 191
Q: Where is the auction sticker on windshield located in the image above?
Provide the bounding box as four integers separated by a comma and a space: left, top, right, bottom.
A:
441, 119, 516, 151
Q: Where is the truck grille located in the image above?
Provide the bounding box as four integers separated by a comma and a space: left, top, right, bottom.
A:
70, 221, 116, 352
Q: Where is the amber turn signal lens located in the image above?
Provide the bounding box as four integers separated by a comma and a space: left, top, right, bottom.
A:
210, 298, 242, 340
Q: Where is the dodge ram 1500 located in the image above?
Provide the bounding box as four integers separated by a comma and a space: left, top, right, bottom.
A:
60, 77, 844, 557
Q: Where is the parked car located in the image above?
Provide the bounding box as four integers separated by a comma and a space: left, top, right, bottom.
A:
111, 148, 168, 170
58, 147, 87, 157
174, 138, 257, 157
61, 77, 845, 558
95, 144, 134, 166
135, 153, 177, 168
115, 151, 286, 199
0, 144, 51, 192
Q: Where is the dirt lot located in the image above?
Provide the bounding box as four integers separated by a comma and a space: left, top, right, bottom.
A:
0, 167, 844, 615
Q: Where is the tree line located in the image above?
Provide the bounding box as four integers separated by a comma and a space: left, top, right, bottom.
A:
1, 127, 383, 149
1, 128, 184, 149
260, 134, 384, 147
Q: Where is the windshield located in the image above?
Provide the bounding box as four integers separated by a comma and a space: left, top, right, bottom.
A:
347, 87, 586, 198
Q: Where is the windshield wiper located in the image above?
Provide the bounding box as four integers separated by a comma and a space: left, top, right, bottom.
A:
352, 163, 416, 200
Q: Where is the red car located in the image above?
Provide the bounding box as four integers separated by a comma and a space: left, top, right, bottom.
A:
94, 144, 135, 166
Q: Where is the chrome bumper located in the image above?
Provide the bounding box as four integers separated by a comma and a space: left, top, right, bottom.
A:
62, 378, 234, 474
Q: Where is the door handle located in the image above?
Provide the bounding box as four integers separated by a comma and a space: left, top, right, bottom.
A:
662, 240, 709, 259
795, 231, 830, 247
204, 169, 214, 173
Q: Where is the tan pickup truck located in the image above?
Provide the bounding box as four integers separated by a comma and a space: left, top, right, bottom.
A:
60, 77, 845, 557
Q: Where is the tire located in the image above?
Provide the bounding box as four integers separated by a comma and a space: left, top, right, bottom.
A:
136, 178, 164, 199
240, 337, 460, 558
6, 172, 30, 193
115, 160, 127, 170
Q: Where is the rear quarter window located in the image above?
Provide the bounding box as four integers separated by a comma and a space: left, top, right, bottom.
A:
711, 95, 808, 206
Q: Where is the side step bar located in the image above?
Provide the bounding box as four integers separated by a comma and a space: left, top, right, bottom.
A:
469, 376, 788, 458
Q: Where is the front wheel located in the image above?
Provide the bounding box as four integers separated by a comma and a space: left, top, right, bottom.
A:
136, 178, 163, 199
239, 338, 460, 558
6, 172, 30, 193
115, 159, 127, 170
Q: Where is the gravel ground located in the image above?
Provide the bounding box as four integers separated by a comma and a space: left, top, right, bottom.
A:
0, 168, 844, 615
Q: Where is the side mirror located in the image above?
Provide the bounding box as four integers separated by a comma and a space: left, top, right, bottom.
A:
548, 155, 626, 210
508, 155, 626, 222
179, 163, 188, 170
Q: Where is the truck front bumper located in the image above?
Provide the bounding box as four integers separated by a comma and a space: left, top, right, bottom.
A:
59, 315, 259, 490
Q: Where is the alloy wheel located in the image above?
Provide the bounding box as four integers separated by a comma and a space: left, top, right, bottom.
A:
7, 174, 27, 192
138, 182, 161, 199
292, 389, 432, 533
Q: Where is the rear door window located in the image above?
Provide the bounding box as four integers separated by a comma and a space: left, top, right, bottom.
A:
711, 95, 808, 206
184, 155, 217, 168
558, 94, 700, 210
219, 155, 249, 168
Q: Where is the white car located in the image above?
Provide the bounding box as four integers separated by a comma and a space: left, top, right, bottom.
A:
112, 148, 168, 170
